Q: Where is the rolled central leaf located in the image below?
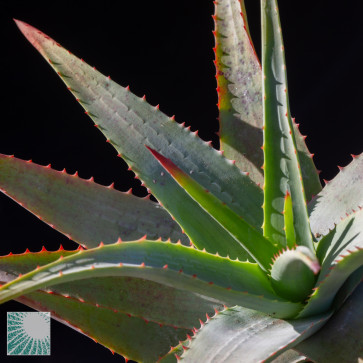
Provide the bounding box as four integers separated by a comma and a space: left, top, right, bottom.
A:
270, 246, 320, 302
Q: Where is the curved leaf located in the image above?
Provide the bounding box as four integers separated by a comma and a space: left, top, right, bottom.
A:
14, 19, 264, 260
261, 0, 312, 251
0, 241, 302, 318
309, 153, 363, 238
298, 210, 363, 318
295, 282, 363, 363
159, 305, 330, 363
0, 248, 222, 361
0, 154, 188, 247
18, 290, 187, 362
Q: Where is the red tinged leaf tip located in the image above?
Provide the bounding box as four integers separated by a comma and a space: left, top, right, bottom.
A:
145, 146, 184, 182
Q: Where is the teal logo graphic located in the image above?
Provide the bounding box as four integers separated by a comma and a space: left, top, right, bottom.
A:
7, 312, 51, 355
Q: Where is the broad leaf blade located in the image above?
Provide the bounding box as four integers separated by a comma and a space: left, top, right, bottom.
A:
298, 210, 363, 318
0, 154, 188, 247
18, 290, 188, 362
309, 153, 363, 238
0, 249, 222, 362
160, 305, 330, 363
148, 147, 278, 271
261, 0, 313, 250
15, 19, 264, 260
213, 1, 321, 200
0, 241, 302, 318
295, 282, 363, 363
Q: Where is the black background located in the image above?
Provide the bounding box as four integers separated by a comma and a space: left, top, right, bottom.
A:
0, 1, 362, 362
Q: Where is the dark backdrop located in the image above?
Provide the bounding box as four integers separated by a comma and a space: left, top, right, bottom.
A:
0, 1, 362, 362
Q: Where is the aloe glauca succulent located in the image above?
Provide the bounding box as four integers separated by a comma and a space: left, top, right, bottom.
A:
0, 0, 362, 362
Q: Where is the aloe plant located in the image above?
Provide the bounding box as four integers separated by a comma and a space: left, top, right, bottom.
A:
0, 1, 362, 362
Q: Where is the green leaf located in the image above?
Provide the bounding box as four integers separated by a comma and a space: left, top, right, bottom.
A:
147, 147, 278, 271
0, 249, 222, 362
14, 19, 264, 260
295, 282, 363, 363
283, 192, 296, 248
308, 153, 363, 239
298, 210, 363, 318
0, 154, 188, 247
18, 290, 188, 362
213, 1, 321, 200
0, 241, 302, 318
261, 0, 313, 251
159, 305, 331, 363
0, 248, 222, 330
270, 246, 320, 302
214, 0, 264, 186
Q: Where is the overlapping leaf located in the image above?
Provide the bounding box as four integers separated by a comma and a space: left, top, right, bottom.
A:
0, 249, 222, 361
14, 19, 264, 260
261, 0, 312, 251
148, 146, 277, 270
308, 153, 363, 238
214, 0, 321, 200
298, 210, 363, 318
0, 154, 188, 246
0, 241, 302, 318
159, 305, 330, 363
295, 281, 363, 363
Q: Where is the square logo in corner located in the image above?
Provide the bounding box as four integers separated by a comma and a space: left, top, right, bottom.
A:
7, 312, 51, 356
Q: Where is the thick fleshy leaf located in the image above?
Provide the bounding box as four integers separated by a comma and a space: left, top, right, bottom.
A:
270, 246, 320, 303
295, 282, 363, 363
213, 1, 321, 200
0, 154, 188, 247
147, 147, 278, 271
0, 241, 302, 318
298, 210, 363, 318
283, 192, 296, 248
214, 0, 264, 185
261, 0, 313, 250
309, 153, 363, 238
15, 19, 264, 260
0, 249, 222, 362
18, 291, 188, 362
0, 248, 221, 329
159, 305, 330, 363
